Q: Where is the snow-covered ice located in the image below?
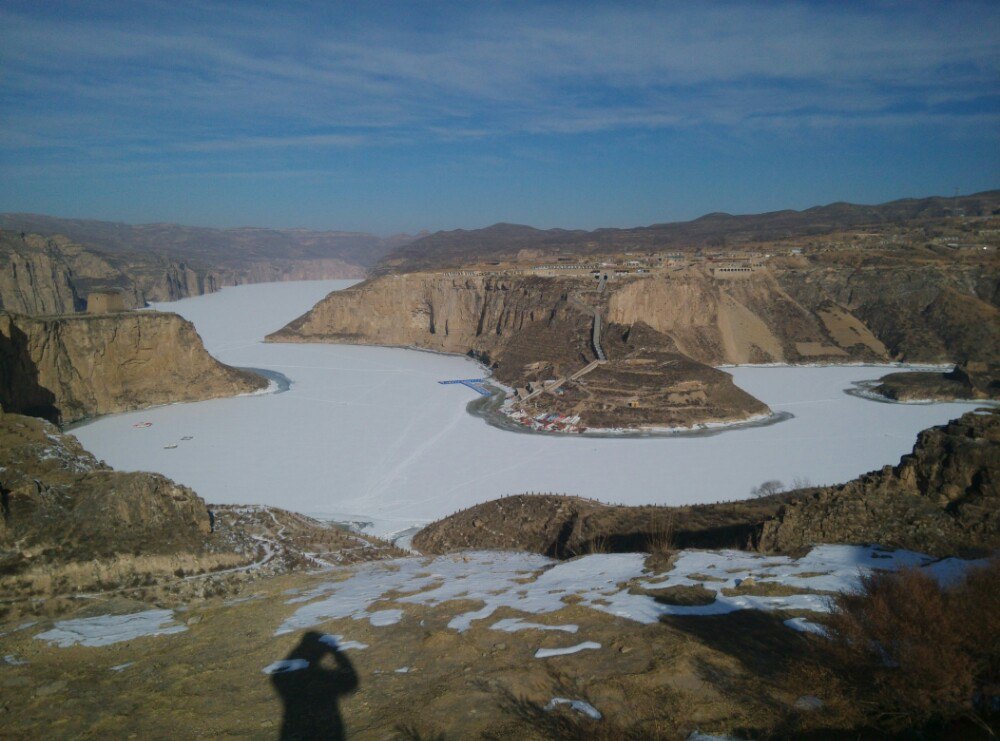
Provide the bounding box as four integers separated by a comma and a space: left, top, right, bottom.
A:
34, 609, 187, 647
544, 697, 603, 719
70, 280, 985, 539
535, 642, 602, 658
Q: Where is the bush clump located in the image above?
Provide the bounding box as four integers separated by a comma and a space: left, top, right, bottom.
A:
824, 560, 999, 734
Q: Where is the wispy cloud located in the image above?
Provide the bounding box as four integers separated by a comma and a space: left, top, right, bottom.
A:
0, 1, 996, 230
2, 0, 997, 165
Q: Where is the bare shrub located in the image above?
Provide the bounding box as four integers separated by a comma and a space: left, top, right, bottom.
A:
750, 479, 785, 498
822, 560, 999, 734
647, 514, 676, 557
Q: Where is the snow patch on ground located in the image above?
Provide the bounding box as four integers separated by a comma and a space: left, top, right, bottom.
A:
784, 617, 831, 637
319, 634, 368, 651
34, 609, 188, 647
262, 658, 309, 674
545, 697, 602, 719
535, 642, 602, 658
274, 546, 985, 637
490, 618, 578, 634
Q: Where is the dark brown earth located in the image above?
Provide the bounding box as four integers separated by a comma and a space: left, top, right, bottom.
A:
415, 408, 1000, 559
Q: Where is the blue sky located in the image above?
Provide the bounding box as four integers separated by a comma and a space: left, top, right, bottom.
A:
1, 1, 998, 234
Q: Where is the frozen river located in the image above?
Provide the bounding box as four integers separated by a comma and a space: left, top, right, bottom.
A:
73, 280, 981, 539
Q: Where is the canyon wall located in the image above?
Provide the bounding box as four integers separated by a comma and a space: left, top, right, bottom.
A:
0, 310, 267, 424
0, 230, 367, 316
275, 264, 997, 369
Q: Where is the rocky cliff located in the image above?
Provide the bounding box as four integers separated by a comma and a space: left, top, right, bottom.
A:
0, 310, 266, 424
0, 230, 368, 316
757, 408, 1000, 556
268, 273, 771, 428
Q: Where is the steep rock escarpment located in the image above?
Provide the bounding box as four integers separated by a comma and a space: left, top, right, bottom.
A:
775, 261, 1000, 363
0, 310, 266, 424
0, 233, 81, 314
0, 230, 368, 316
273, 264, 998, 371
757, 408, 1000, 556
268, 273, 771, 428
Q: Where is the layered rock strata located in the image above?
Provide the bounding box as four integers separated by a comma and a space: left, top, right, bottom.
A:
0, 310, 266, 424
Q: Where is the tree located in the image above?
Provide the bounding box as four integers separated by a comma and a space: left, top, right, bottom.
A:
750, 479, 785, 498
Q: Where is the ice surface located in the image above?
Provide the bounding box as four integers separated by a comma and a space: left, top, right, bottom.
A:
34, 609, 187, 647
544, 697, 603, 719
70, 280, 985, 539
535, 642, 601, 658
273, 547, 984, 636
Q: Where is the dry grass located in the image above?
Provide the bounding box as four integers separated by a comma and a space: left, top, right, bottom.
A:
0, 551, 248, 599
821, 559, 1000, 735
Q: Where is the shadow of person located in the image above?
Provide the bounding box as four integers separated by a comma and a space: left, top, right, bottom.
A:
270, 631, 359, 740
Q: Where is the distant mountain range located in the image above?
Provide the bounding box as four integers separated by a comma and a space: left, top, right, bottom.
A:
375, 190, 1000, 272
0, 213, 419, 271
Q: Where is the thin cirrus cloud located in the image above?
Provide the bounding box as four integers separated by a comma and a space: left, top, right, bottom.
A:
0, 1, 997, 230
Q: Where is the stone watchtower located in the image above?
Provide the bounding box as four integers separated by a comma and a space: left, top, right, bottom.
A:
86, 290, 126, 314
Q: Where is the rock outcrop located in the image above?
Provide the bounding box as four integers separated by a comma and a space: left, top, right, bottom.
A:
0, 409, 214, 574
412, 493, 785, 557
0, 310, 266, 424
757, 408, 1000, 556
872, 362, 1000, 402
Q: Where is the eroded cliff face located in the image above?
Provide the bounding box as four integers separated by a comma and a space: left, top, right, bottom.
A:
274, 262, 998, 368
268, 273, 772, 428
0, 230, 367, 316
0, 234, 81, 314
775, 261, 999, 363
270, 273, 569, 357
0, 310, 267, 424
